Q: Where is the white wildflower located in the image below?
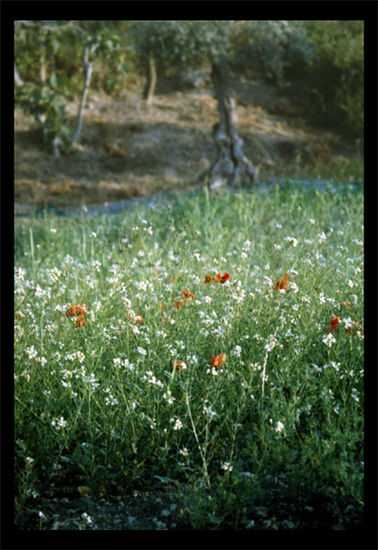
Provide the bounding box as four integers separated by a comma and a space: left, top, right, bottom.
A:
284, 236, 298, 247
322, 333, 336, 347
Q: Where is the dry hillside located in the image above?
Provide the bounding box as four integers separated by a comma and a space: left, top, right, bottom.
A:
14, 75, 355, 215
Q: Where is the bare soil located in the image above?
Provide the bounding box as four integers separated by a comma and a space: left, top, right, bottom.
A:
14, 76, 353, 215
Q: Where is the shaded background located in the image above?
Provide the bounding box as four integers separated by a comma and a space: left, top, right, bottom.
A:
14, 20, 364, 213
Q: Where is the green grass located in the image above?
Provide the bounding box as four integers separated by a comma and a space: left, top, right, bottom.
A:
14, 181, 364, 529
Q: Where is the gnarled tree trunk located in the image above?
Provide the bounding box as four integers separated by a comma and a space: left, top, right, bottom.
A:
207, 55, 257, 190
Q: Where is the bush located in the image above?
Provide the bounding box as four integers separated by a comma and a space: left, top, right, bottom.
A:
293, 21, 363, 139
233, 21, 363, 140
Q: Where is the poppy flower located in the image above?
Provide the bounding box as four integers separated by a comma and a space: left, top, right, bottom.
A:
275, 274, 289, 291
210, 353, 226, 367
325, 314, 340, 332
66, 303, 88, 318
173, 289, 195, 310
171, 359, 187, 372
217, 272, 230, 284
340, 301, 352, 309
173, 298, 183, 311
204, 275, 216, 284
75, 315, 87, 327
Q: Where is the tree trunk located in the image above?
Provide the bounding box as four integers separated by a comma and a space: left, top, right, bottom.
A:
143, 54, 157, 105
71, 39, 93, 147
207, 55, 257, 190
14, 65, 24, 87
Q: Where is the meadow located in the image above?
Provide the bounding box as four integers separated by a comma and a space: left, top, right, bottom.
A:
14, 181, 364, 530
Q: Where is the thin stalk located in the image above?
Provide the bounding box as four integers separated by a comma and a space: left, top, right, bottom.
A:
185, 393, 211, 488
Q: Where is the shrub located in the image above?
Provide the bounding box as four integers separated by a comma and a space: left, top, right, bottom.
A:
294, 21, 363, 139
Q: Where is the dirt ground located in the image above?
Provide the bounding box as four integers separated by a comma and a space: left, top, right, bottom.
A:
14, 75, 354, 215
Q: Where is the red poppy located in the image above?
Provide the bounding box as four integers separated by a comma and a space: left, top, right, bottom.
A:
65, 303, 87, 318
325, 314, 340, 332
204, 275, 216, 284
75, 315, 87, 327
210, 353, 226, 367
275, 274, 289, 291
217, 272, 230, 284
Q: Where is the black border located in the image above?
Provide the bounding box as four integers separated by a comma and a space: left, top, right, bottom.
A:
2, 2, 377, 549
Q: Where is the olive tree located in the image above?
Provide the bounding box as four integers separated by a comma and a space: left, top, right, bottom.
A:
132, 20, 258, 189
15, 20, 133, 154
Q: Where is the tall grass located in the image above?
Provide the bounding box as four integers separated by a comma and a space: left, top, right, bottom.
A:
14, 182, 364, 529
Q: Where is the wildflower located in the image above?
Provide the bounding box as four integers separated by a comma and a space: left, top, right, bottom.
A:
163, 390, 175, 404
129, 312, 143, 323
173, 298, 183, 311
274, 274, 289, 291
75, 315, 87, 327
206, 366, 220, 375
325, 314, 340, 333
171, 359, 187, 372
322, 333, 336, 347
217, 272, 230, 284
65, 303, 88, 318
231, 346, 242, 358
81, 512, 93, 524
204, 274, 216, 284
173, 289, 195, 310
171, 418, 183, 431
340, 301, 353, 310
137, 346, 147, 356
210, 353, 226, 367
51, 417, 67, 429
221, 462, 233, 472
275, 421, 285, 433
26, 346, 38, 360
203, 404, 217, 419
35, 285, 44, 297
284, 236, 298, 247
345, 319, 364, 335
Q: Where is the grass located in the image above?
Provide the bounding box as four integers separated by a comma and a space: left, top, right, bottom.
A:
14, 181, 364, 529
